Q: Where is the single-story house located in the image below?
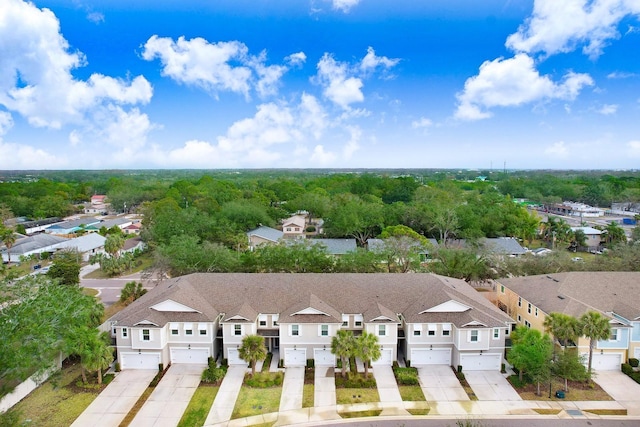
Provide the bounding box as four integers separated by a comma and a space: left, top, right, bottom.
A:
246, 226, 284, 250
496, 272, 640, 371
85, 217, 133, 233
480, 238, 527, 257
45, 218, 101, 235
123, 223, 142, 235
109, 273, 514, 371
571, 227, 602, 251
307, 238, 357, 255
1, 234, 68, 263
51, 233, 106, 262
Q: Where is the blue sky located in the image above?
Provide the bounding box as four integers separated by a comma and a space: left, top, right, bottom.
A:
1, 0, 639, 170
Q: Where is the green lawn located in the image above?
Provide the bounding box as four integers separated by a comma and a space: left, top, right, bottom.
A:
231, 386, 282, 419
335, 388, 379, 404
5, 363, 102, 427
178, 385, 219, 427
302, 384, 314, 408
398, 385, 426, 401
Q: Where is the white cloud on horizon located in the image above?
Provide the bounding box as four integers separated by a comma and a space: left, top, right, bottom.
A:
455, 54, 593, 120
544, 140, 569, 157
627, 140, 640, 158
506, 0, 640, 59
331, 0, 361, 13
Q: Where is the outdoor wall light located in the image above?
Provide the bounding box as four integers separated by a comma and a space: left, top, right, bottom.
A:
294, 345, 296, 350
188, 344, 191, 349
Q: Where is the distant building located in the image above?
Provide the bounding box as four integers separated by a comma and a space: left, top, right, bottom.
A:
545, 202, 604, 218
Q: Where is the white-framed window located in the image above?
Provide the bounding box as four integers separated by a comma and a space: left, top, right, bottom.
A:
428, 324, 437, 336
199, 323, 207, 335
186, 329, 193, 335
286, 227, 291, 231
535, 307, 538, 317
320, 325, 329, 336
342, 320, 348, 326
378, 324, 386, 336
413, 329, 421, 336
493, 328, 500, 339
291, 324, 299, 336
170, 322, 179, 336
524, 320, 531, 328
442, 323, 451, 336
234, 324, 242, 336
354, 314, 363, 327
518, 297, 522, 307
171, 328, 179, 335
185, 323, 193, 336
259, 320, 267, 326
527, 303, 532, 314
121, 327, 128, 339
609, 328, 618, 341
469, 330, 479, 342
355, 321, 363, 327
142, 329, 150, 341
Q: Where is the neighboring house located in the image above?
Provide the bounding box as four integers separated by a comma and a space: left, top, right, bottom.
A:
5, 217, 63, 235
367, 238, 436, 263
1, 234, 68, 262
85, 195, 109, 214
307, 238, 357, 255
51, 233, 106, 262
496, 272, 640, 371
282, 215, 307, 237
109, 273, 513, 371
85, 217, 133, 233
122, 237, 146, 254
44, 218, 101, 235
246, 226, 284, 250
571, 227, 602, 251
123, 222, 142, 235
480, 238, 527, 257
545, 202, 605, 218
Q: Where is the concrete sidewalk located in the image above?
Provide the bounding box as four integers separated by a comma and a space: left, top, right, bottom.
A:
71, 370, 157, 427
279, 367, 304, 412
204, 366, 246, 425
129, 364, 205, 427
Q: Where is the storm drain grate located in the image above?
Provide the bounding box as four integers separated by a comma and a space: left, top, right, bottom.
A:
566, 409, 583, 416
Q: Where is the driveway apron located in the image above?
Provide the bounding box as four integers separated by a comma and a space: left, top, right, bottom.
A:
71, 369, 157, 427
130, 363, 206, 427
279, 367, 304, 411
204, 365, 246, 425
464, 370, 521, 401
372, 365, 402, 403
593, 370, 640, 415
314, 366, 336, 407
417, 365, 469, 401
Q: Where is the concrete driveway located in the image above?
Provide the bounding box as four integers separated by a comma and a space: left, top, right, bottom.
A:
71, 369, 157, 427
130, 364, 206, 427
279, 367, 304, 411
314, 366, 336, 407
417, 365, 469, 401
593, 370, 640, 415
464, 371, 521, 401
204, 365, 246, 425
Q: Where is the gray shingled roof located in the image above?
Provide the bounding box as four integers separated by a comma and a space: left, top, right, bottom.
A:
52, 233, 106, 253
311, 239, 357, 255
2, 234, 68, 256
481, 238, 527, 255
110, 273, 513, 329
247, 226, 284, 242
498, 272, 640, 322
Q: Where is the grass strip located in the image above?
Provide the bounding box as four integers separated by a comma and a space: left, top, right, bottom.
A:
177, 385, 219, 427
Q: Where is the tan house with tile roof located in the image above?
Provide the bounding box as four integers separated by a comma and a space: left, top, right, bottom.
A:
496, 272, 640, 371
109, 273, 514, 371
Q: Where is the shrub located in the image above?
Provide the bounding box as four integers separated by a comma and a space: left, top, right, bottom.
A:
306, 359, 314, 369
262, 353, 273, 372
115, 362, 121, 372
622, 363, 634, 376
305, 226, 316, 232
405, 360, 411, 368
335, 371, 377, 388
394, 369, 419, 385
457, 365, 463, 374
631, 372, 640, 384
629, 358, 639, 368
244, 371, 284, 388
349, 357, 357, 374
202, 365, 227, 384
392, 361, 399, 368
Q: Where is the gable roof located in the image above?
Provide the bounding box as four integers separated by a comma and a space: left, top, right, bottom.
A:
110, 273, 513, 329
2, 234, 68, 256
481, 238, 527, 255
571, 226, 602, 235
311, 238, 357, 255
52, 233, 106, 253
498, 272, 640, 322
247, 226, 284, 243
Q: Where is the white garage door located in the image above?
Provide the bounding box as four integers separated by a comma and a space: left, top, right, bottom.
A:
589, 353, 622, 371
460, 353, 501, 371
284, 349, 306, 366
372, 348, 393, 366
410, 348, 451, 365
170, 347, 209, 364
314, 349, 335, 366
227, 348, 247, 366
121, 352, 160, 370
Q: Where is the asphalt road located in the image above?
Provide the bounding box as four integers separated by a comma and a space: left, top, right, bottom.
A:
338, 418, 640, 427
81, 272, 152, 307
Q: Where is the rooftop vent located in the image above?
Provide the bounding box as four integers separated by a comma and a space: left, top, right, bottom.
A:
558, 295, 565, 300
546, 275, 559, 282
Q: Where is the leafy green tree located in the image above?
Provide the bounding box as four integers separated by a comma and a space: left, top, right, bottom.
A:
602, 222, 626, 246
427, 248, 494, 282
157, 236, 240, 275
47, 249, 81, 286
0, 225, 17, 264
372, 229, 430, 273
569, 229, 587, 252
104, 233, 125, 259
120, 281, 147, 305
238, 335, 267, 377
552, 350, 588, 392
333, 248, 383, 273
220, 200, 275, 231
332, 330, 355, 378
0, 276, 104, 395
508, 326, 553, 396
354, 331, 381, 377
324, 195, 384, 247
579, 311, 611, 378
246, 241, 334, 273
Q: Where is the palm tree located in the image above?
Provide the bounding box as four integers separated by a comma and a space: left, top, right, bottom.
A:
543, 312, 579, 351
579, 311, 611, 378
83, 331, 114, 384
331, 330, 355, 378
238, 335, 267, 377
105, 234, 125, 259
0, 226, 17, 264
354, 331, 381, 377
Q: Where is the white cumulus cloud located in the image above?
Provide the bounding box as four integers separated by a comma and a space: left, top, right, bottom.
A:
0, 111, 13, 136
506, 0, 640, 59
0, 0, 152, 129
544, 141, 569, 157
310, 145, 336, 164
331, 0, 361, 13
627, 140, 640, 158
598, 104, 618, 115
360, 47, 400, 76
455, 54, 593, 120
286, 52, 307, 67
411, 117, 433, 129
